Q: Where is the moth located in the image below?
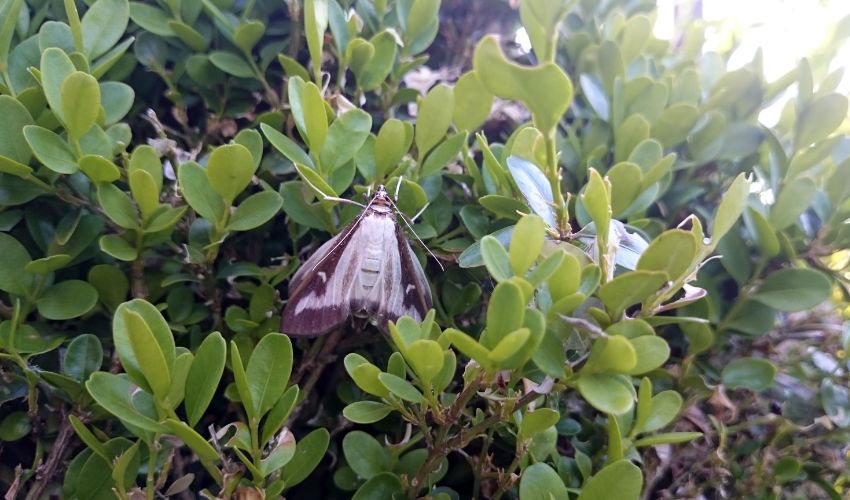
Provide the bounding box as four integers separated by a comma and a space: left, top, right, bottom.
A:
281, 185, 434, 336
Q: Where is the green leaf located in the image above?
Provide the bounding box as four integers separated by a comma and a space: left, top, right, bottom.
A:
61, 72, 100, 141
178, 161, 225, 222
320, 109, 372, 171
453, 71, 494, 132
24, 125, 78, 174
480, 280, 525, 349
123, 309, 172, 401
405, 339, 443, 383
633, 432, 703, 447
769, 177, 817, 230
0, 233, 35, 295
277, 54, 310, 81
85, 372, 168, 432
227, 191, 282, 231
234, 20, 265, 52
637, 230, 697, 281
261, 123, 314, 168
113, 299, 176, 391
480, 235, 512, 281
82, 0, 129, 58
443, 328, 492, 367
751, 268, 831, 312
606, 162, 642, 216
375, 118, 410, 177
64, 334, 103, 381
577, 373, 634, 415
79, 154, 120, 183
208, 51, 253, 77
0, 95, 34, 165
420, 131, 467, 178
129, 145, 163, 193
304, 0, 328, 81
342, 430, 388, 480
129, 169, 159, 219
162, 419, 220, 464
378, 372, 424, 402
710, 173, 750, 243
416, 83, 454, 158
99, 234, 137, 261
99, 81, 134, 124
352, 472, 404, 500
519, 463, 568, 500
582, 336, 637, 374
246, 333, 293, 418
39, 47, 76, 123
721, 357, 776, 391
520, 408, 560, 439
510, 214, 545, 276
185, 332, 226, 426
577, 460, 642, 500
261, 386, 300, 445
598, 270, 668, 319
345, 354, 390, 398
129, 3, 174, 36
230, 341, 255, 420
25, 255, 71, 275
291, 78, 329, 155
638, 390, 683, 433
796, 92, 848, 147
37, 280, 98, 320
207, 144, 255, 205
0, 411, 32, 441
261, 433, 297, 475
473, 35, 572, 133
96, 182, 138, 228
280, 428, 330, 489
627, 336, 670, 375
343, 401, 393, 424
581, 169, 611, 242
357, 31, 397, 91
87, 264, 129, 312
487, 327, 530, 364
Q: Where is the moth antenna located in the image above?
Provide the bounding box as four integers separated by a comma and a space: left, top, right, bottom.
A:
394, 176, 403, 200
386, 196, 445, 271
410, 202, 429, 223
301, 174, 367, 208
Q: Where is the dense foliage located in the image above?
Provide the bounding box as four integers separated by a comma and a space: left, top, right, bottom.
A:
0, 0, 848, 498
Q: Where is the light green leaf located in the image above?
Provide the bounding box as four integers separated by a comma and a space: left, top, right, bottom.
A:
227, 191, 282, 231
416, 83, 454, 158
24, 125, 78, 174
184, 332, 226, 426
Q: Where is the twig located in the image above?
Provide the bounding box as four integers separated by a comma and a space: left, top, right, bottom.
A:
287, 330, 344, 425
25, 409, 76, 500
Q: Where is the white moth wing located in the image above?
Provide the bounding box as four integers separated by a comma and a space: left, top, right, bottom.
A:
282, 217, 365, 336
282, 203, 433, 336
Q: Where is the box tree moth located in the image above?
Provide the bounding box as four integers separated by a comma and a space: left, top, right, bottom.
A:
281, 185, 435, 336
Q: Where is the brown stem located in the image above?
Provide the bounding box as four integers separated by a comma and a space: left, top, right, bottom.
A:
286, 329, 344, 425
24, 409, 76, 500
408, 390, 540, 496
131, 258, 148, 299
